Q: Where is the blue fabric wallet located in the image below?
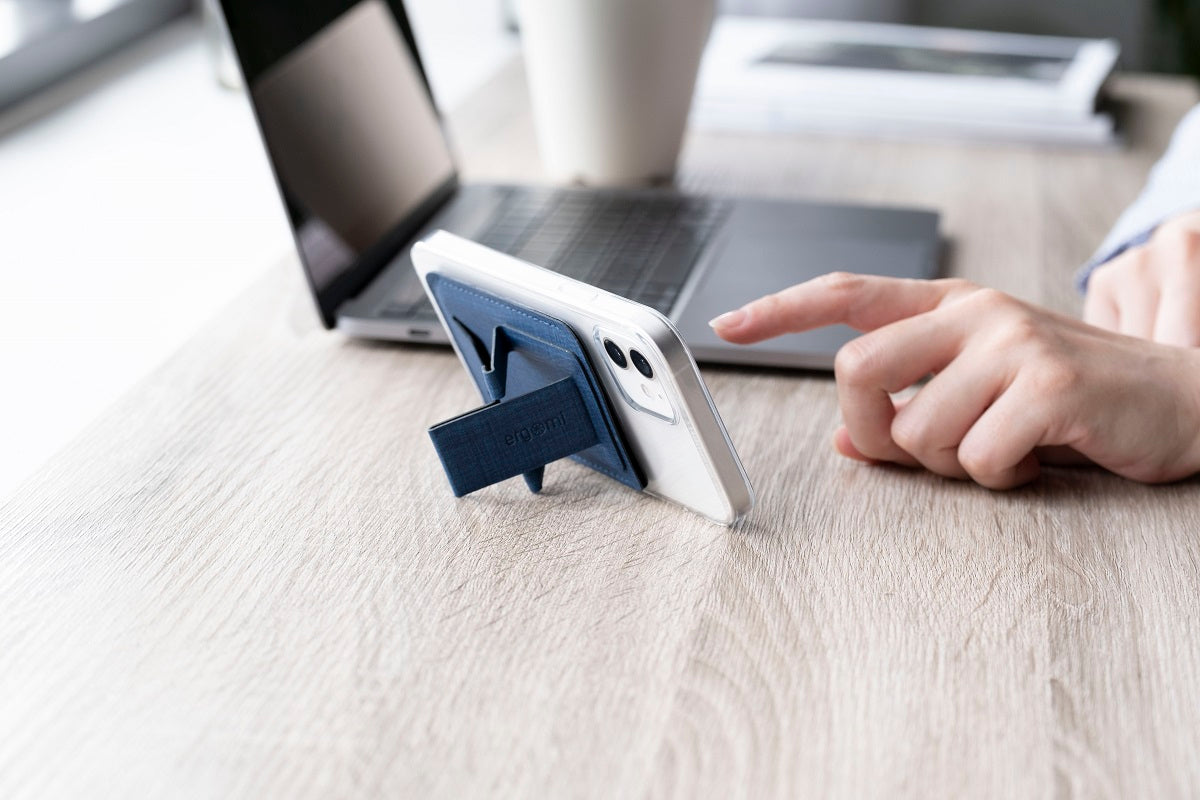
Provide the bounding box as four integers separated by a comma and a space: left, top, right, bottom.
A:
425, 274, 646, 497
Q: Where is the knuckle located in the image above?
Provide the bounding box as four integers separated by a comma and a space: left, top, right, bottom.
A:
754, 291, 786, 319
1028, 357, 1079, 396
835, 340, 873, 383
890, 412, 931, 455
968, 286, 1015, 312
957, 441, 1000, 481
1130, 247, 1154, 275
819, 271, 865, 295
999, 313, 1044, 349
833, 338, 879, 384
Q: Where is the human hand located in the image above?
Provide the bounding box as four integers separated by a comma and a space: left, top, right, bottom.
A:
710, 273, 1200, 489
1084, 209, 1200, 346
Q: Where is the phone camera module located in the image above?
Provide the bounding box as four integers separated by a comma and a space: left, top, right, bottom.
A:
603, 338, 628, 368
629, 349, 653, 379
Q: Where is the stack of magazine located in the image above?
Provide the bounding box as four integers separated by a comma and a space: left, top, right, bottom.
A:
692, 17, 1121, 145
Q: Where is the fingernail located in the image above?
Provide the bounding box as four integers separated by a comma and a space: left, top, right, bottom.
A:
708, 308, 746, 330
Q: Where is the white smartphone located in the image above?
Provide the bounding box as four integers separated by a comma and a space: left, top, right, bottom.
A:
411, 230, 754, 525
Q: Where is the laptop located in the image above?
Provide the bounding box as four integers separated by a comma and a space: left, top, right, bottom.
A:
219, 0, 940, 370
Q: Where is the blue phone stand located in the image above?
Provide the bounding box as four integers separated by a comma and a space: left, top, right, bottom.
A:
425, 274, 646, 497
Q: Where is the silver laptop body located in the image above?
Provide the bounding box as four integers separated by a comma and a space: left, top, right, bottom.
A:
220, 0, 940, 370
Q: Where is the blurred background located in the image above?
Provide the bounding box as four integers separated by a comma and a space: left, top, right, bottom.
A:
0, 0, 1196, 502
725, 0, 1198, 77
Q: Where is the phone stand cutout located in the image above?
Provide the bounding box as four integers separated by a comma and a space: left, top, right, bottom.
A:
425, 274, 646, 497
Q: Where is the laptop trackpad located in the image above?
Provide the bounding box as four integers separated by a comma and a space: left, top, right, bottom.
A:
674, 202, 938, 369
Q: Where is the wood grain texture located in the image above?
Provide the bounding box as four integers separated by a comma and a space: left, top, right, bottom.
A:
1, 65, 1198, 799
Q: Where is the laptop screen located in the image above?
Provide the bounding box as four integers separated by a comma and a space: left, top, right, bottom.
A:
220, 0, 457, 326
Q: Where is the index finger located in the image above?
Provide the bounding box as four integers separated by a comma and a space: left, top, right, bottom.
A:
710, 272, 972, 345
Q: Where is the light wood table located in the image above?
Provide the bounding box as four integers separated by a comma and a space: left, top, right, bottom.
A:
3, 63, 1199, 799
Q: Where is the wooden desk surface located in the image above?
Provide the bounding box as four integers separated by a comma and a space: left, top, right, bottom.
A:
3, 64, 1199, 798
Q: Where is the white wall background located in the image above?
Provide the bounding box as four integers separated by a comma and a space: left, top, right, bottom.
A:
0, 0, 516, 503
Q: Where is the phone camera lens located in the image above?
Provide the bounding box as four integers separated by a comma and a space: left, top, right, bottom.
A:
603, 339, 627, 368
630, 349, 653, 379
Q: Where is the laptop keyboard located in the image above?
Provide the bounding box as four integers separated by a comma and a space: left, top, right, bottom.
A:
382, 190, 729, 318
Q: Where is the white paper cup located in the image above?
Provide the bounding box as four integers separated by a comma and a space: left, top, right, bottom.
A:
518, 0, 716, 185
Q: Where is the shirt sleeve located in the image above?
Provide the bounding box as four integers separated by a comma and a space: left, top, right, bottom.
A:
1076, 103, 1200, 292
